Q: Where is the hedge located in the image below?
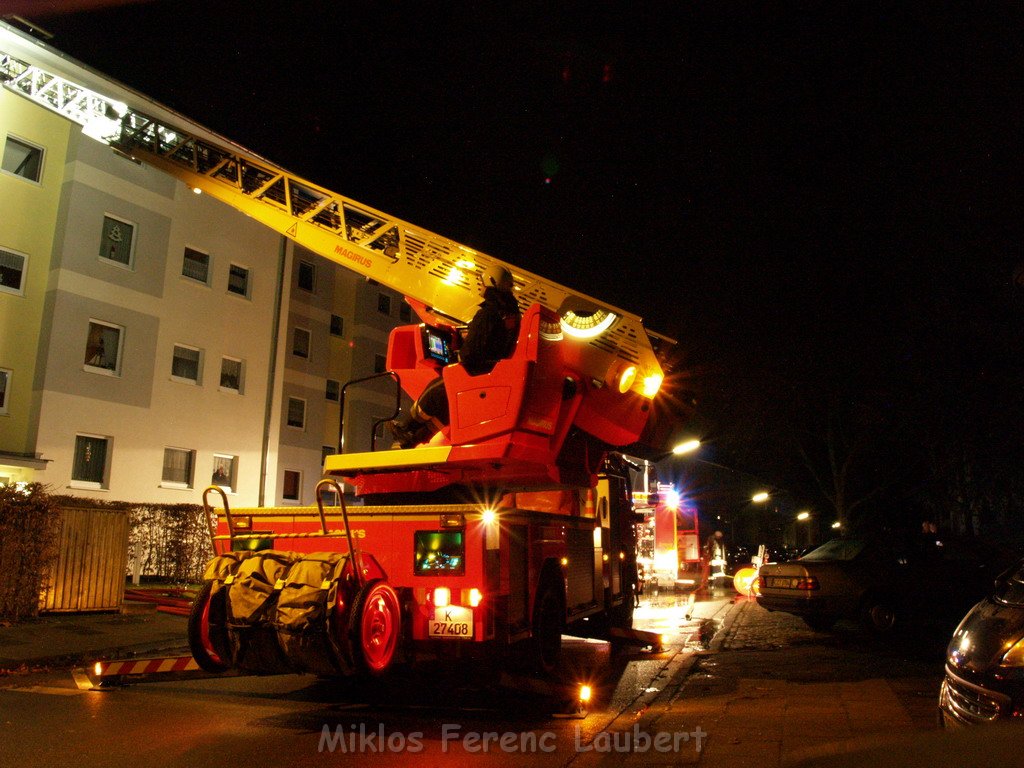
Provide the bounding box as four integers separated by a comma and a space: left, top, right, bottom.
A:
0, 483, 60, 621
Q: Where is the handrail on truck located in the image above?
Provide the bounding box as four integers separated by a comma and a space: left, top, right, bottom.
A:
201, 482, 356, 557
315, 477, 362, 588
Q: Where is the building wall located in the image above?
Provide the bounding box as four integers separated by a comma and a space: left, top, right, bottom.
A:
1, 24, 409, 506
0, 86, 72, 480
31, 135, 284, 506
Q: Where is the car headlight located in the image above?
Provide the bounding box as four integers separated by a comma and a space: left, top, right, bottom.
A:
1000, 636, 1024, 668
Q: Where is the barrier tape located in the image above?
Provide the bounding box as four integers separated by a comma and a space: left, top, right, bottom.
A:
95, 656, 200, 677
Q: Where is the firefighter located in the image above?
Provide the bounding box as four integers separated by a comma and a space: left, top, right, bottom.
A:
703, 529, 727, 586
389, 264, 521, 448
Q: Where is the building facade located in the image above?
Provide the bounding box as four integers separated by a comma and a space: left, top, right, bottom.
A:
0, 22, 405, 506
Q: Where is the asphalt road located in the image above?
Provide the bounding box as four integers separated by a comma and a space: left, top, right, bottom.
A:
0, 589, 955, 767
0, 591, 731, 768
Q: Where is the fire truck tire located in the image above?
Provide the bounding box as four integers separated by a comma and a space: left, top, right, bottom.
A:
188, 581, 230, 673
348, 579, 401, 676
529, 576, 564, 675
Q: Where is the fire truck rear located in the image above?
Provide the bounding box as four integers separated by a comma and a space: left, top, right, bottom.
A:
0, 45, 678, 683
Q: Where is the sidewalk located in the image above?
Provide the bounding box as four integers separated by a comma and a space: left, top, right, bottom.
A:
597, 598, 949, 767
0, 602, 189, 672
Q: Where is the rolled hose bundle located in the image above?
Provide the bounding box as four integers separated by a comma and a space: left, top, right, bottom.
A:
189, 550, 400, 677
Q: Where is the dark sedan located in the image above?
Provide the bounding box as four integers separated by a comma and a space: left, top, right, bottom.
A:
757, 535, 1010, 635
941, 558, 1024, 725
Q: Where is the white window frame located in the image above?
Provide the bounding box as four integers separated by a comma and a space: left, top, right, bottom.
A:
211, 453, 238, 494
171, 343, 203, 385
2, 134, 44, 184
227, 263, 251, 298
181, 246, 211, 285
219, 356, 244, 394
0, 368, 10, 416
160, 446, 195, 489
98, 213, 137, 270
286, 396, 306, 430
293, 327, 311, 359
282, 469, 302, 503
0, 246, 27, 296
83, 319, 125, 376
70, 433, 111, 490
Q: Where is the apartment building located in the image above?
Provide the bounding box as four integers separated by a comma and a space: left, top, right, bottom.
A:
0, 21, 404, 506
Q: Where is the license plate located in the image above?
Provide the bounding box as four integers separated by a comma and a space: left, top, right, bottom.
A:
767, 577, 797, 588
428, 605, 473, 639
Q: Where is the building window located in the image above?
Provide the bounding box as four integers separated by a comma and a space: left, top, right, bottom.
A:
297, 260, 315, 292
84, 320, 124, 375
377, 293, 392, 315
211, 454, 238, 493
326, 379, 340, 401
399, 302, 412, 323
0, 248, 27, 296
286, 397, 306, 429
171, 344, 202, 383
227, 263, 250, 297
330, 314, 344, 337
161, 447, 194, 488
71, 434, 109, 488
99, 215, 136, 268
2, 136, 43, 182
219, 357, 243, 393
182, 247, 210, 284
292, 327, 310, 359
0, 368, 10, 415
282, 469, 301, 502
374, 353, 387, 374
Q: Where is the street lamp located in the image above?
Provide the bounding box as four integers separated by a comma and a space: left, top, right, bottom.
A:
751, 491, 770, 504
796, 511, 811, 521
672, 438, 701, 456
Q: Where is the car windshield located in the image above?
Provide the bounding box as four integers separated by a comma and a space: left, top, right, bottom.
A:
799, 538, 866, 562
994, 561, 1024, 606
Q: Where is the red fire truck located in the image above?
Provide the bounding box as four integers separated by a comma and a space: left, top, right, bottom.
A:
0, 47, 677, 682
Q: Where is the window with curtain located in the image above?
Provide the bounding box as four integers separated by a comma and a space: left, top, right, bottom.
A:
72, 435, 108, 487
182, 247, 210, 283
172, 345, 202, 382
227, 264, 250, 297
220, 357, 243, 392
161, 447, 194, 487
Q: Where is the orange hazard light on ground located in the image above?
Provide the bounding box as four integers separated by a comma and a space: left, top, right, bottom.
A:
734, 567, 760, 596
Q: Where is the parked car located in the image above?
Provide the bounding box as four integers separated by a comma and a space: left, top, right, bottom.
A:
940, 557, 1024, 725
756, 535, 1013, 635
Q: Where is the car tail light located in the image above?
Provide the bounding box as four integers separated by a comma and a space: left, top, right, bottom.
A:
795, 577, 819, 590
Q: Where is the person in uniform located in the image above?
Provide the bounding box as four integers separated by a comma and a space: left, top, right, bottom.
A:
389, 264, 521, 448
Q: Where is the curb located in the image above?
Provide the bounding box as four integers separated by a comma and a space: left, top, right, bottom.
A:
0, 641, 192, 674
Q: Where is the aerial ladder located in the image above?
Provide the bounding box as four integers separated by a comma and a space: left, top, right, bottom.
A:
1, 29, 675, 685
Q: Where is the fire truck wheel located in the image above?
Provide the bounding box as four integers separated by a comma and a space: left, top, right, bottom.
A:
348, 580, 401, 676
188, 581, 230, 673
530, 578, 564, 675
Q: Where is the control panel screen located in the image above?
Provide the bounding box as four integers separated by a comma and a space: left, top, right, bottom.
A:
423, 327, 454, 364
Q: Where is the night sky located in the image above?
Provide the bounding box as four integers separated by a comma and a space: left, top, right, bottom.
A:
9, 1, 1023, 529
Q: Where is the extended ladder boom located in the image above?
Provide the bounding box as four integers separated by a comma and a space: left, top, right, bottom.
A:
0, 31, 671, 397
